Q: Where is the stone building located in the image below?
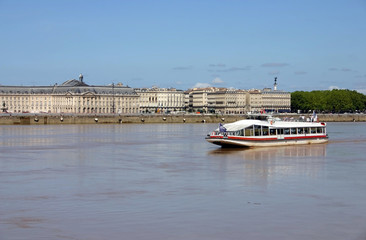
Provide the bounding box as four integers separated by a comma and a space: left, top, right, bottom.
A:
0, 79, 139, 114
0, 77, 290, 115
261, 78, 291, 113
208, 89, 247, 114
185, 87, 248, 114
186, 78, 290, 114
186, 87, 221, 113
262, 89, 291, 113
247, 89, 263, 113
135, 87, 184, 113
191, 89, 209, 113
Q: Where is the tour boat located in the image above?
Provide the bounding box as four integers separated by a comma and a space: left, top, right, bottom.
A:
206, 114, 328, 147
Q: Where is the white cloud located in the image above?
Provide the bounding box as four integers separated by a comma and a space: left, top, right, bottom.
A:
355, 74, 366, 78
294, 71, 307, 75
192, 82, 211, 88
209, 64, 226, 67
268, 71, 280, 75
261, 63, 289, 67
328, 86, 365, 93
356, 89, 366, 94
172, 66, 193, 70
215, 66, 251, 72
212, 77, 224, 84
329, 67, 353, 72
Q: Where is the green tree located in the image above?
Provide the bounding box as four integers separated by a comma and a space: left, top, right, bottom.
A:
291, 89, 366, 113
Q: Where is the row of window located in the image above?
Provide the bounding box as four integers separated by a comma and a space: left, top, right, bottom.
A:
10, 107, 139, 114
1, 96, 137, 101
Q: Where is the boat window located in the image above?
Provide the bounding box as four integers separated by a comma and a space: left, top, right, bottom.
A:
278, 129, 284, 135
244, 127, 253, 136
235, 130, 244, 136
311, 127, 316, 134
262, 126, 269, 136
254, 125, 261, 136
317, 127, 323, 134
270, 129, 276, 135
291, 128, 297, 135
297, 128, 303, 134
284, 128, 290, 135
304, 128, 309, 134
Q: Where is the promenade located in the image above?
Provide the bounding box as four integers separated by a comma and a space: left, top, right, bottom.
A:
0, 113, 365, 125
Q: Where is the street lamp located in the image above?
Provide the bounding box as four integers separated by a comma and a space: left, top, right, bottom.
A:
112, 83, 115, 114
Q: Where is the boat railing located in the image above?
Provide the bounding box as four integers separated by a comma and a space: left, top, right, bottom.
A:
276, 116, 315, 122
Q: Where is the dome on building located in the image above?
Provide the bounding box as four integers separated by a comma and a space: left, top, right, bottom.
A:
61, 79, 89, 87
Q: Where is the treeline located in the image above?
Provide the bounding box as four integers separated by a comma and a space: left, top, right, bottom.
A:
291, 89, 366, 113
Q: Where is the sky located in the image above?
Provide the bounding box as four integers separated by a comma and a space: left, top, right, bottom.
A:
1, 0, 366, 93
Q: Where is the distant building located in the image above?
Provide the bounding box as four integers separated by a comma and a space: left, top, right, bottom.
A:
185, 87, 221, 113
261, 78, 291, 113
208, 89, 247, 114
185, 78, 290, 114
247, 89, 262, 113
135, 87, 185, 113
0, 77, 290, 115
0, 79, 139, 114
186, 87, 248, 114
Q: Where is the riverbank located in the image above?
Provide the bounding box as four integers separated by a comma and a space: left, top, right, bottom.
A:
0, 113, 365, 125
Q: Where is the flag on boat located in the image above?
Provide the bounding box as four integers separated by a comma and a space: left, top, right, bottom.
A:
219, 123, 227, 132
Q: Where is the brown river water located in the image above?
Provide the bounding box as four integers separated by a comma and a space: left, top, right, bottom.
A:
1, 122, 366, 240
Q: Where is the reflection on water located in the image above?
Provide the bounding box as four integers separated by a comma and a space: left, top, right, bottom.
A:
208, 144, 327, 159
208, 144, 328, 187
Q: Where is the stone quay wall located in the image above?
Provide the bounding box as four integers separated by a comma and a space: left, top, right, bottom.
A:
0, 113, 365, 125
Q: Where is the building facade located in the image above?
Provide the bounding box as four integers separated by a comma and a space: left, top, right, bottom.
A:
260, 78, 291, 113
135, 87, 185, 113
247, 90, 263, 113
186, 87, 221, 113
0, 79, 139, 114
0, 77, 290, 115
208, 89, 247, 114
262, 89, 291, 113
185, 78, 291, 114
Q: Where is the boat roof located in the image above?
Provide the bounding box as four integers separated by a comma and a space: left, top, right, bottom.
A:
218, 119, 326, 132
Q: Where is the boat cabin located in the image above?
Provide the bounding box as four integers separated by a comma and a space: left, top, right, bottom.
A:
215, 119, 327, 138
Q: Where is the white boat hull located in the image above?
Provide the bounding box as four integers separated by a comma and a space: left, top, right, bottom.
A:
206, 136, 328, 147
